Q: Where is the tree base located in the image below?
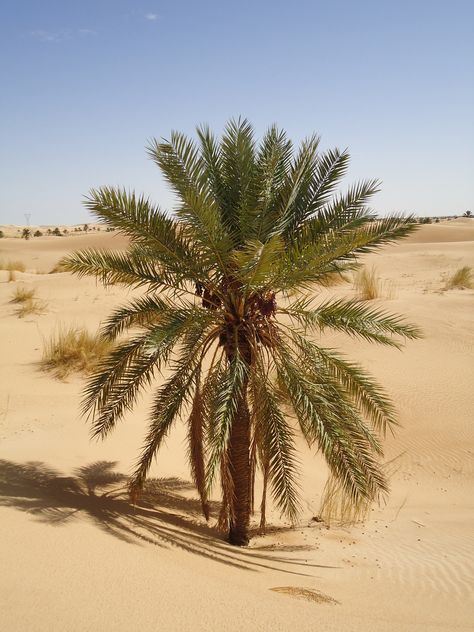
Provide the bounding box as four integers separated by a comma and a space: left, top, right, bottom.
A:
228, 529, 249, 546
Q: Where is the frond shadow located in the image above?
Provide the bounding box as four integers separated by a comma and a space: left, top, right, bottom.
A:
0, 459, 330, 575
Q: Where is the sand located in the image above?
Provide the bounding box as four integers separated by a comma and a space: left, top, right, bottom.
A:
1, 222, 473, 631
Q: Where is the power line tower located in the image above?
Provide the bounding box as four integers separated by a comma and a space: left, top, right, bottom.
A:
24, 213, 31, 227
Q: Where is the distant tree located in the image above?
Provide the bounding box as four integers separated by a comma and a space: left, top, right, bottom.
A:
420, 217, 432, 224
47, 228, 52, 235
63, 229, 68, 234
83, 224, 89, 233
52, 227, 62, 236
434, 218, 440, 223
21, 228, 31, 240
34, 230, 43, 237
0, 230, 4, 238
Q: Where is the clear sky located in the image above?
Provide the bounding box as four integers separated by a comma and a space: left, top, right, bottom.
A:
1, 0, 473, 224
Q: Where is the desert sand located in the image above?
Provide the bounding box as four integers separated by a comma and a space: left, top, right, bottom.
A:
1, 221, 473, 631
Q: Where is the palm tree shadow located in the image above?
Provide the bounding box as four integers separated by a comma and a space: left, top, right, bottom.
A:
0, 459, 331, 575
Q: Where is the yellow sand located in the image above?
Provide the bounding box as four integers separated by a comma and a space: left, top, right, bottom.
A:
1, 222, 473, 631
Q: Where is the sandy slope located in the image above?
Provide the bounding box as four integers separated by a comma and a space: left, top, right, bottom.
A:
1, 224, 473, 631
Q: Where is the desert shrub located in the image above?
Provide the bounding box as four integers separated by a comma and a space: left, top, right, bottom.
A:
40, 326, 113, 379
318, 475, 372, 526
52, 227, 62, 236
353, 266, 383, 300
419, 217, 432, 224
444, 266, 473, 290
0, 259, 26, 281
0, 260, 26, 272
14, 298, 47, 318
21, 228, 31, 240
0, 230, 4, 238
34, 230, 43, 237
10, 286, 36, 303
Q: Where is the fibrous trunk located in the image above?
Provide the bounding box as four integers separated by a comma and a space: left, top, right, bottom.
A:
227, 387, 251, 546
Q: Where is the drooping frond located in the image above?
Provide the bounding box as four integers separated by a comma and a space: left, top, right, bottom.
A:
249, 356, 301, 521
286, 332, 397, 435
186, 369, 209, 520
129, 325, 211, 496
205, 351, 249, 493
274, 348, 387, 503
83, 309, 210, 438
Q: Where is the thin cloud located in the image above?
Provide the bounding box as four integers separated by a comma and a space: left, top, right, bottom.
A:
145, 13, 158, 21
31, 28, 96, 43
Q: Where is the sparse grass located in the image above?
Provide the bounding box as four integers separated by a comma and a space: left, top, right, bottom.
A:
14, 298, 47, 318
0, 259, 27, 282
40, 326, 114, 379
318, 475, 372, 527
0, 259, 26, 272
444, 266, 473, 290
10, 286, 36, 304
353, 266, 382, 300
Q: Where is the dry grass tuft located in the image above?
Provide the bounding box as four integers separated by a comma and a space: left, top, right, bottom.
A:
40, 326, 113, 379
0, 259, 26, 281
14, 298, 47, 318
318, 475, 372, 527
0, 259, 26, 272
444, 266, 473, 290
353, 266, 382, 300
10, 286, 36, 304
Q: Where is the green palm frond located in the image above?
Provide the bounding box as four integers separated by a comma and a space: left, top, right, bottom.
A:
288, 334, 397, 435
250, 357, 301, 521
205, 351, 249, 493
283, 297, 422, 347
274, 348, 387, 502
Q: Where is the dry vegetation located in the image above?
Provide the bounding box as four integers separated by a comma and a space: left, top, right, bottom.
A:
0, 259, 26, 281
40, 326, 113, 379
444, 266, 473, 290
318, 475, 372, 526
9, 286, 36, 303
9, 285, 46, 318
353, 266, 394, 300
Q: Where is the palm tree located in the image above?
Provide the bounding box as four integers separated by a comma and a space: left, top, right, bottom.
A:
62, 119, 421, 545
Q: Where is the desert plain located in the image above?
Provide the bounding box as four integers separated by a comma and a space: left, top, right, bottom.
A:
1, 219, 473, 631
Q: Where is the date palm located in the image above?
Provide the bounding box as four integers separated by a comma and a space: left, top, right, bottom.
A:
62, 119, 420, 545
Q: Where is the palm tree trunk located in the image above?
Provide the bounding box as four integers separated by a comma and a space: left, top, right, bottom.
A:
228, 386, 251, 546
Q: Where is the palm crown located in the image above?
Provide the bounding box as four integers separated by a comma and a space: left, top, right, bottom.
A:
63, 118, 420, 545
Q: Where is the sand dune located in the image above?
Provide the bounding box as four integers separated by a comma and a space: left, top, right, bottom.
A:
1, 224, 473, 631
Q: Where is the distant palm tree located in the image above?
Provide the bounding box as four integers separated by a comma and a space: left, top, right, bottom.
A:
62, 119, 420, 545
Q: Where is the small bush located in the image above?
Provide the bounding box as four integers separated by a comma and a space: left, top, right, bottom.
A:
10, 286, 36, 304
0, 230, 4, 238
444, 266, 473, 290
52, 227, 62, 236
353, 266, 382, 300
0, 259, 26, 272
14, 298, 47, 318
34, 230, 43, 237
40, 327, 113, 379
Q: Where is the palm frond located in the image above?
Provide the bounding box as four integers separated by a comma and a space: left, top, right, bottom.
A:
205, 351, 249, 493
283, 297, 422, 347
249, 357, 301, 521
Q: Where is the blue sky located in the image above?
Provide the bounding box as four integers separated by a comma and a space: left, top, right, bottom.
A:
1, 0, 473, 224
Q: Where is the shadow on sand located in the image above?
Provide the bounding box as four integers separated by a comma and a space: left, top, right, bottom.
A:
0, 459, 334, 576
